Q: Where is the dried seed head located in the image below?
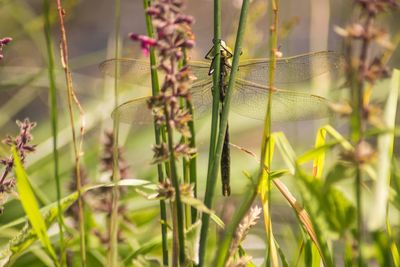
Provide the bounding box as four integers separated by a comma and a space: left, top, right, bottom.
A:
100, 130, 129, 180
357, 0, 399, 16
341, 141, 376, 164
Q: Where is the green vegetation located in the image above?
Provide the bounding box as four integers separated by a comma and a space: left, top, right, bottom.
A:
0, 0, 399, 266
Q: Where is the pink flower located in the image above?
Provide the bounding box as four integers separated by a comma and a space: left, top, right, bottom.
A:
129, 33, 157, 57
0, 37, 12, 60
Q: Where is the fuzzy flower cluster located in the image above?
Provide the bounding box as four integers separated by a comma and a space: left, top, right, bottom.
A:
130, 0, 196, 164
0, 37, 12, 60
226, 206, 262, 267
67, 130, 130, 243
334, 0, 398, 163
335, 0, 398, 85
0, 119, 36, 214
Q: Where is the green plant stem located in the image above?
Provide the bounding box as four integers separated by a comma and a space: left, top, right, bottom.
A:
187, 110, 197, 223
205, 0, 251, 265
107, 0, 121, 266
164, 102, 186, 266
183, 48, 198, 224
351, 14, 373, 267
213, 0, 279, 265
265, 0, 279, 262
55, 1, 86, 265
198, 0, 221, 264
143, 0, 169, 264
43, 0, 65, 264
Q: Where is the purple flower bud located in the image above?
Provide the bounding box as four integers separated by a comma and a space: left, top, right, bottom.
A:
175, 15, 194, 25
129, 33, 157, 57
0, 37, 12, 45
183, 39, 195, 48
146, 6, 160, 16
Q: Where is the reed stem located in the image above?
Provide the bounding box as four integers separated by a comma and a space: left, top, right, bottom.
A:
43, 0, 65, 264
55, 1, 86, 265
107, 0, 121, 265
198, 0, 221, 264
207, 0, 251, 265
143, 0, 169, 264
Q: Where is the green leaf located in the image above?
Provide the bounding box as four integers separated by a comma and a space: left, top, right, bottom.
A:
185, 220, 201, 265
181, 196, 224, 228
11, 147, 58, 266
273, 132, 296, 174
369, 69, 399, 230
0, 178, 152, 266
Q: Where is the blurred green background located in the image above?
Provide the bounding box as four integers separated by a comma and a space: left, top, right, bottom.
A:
0, 0, 399, 265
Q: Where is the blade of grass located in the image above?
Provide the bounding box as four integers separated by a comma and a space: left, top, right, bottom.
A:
204, 0, 251, 265
369, 69, 399, 229
261, 1, 280, 264
107, 0, 121, 265
372, 69, 400, 265
43, 0, 65, 265
0, 179, 152, 266
313, 127, 327, 178
198, 0, 222, 263
12, 147, 59, 267
143, 0, 169, 264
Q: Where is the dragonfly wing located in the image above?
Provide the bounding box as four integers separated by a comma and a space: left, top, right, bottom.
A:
190, 79, 213, 119
99, 58, 153, 87
189, 61, 211, 84
112, 97, 153, 124
111, 80, 213, 124
99, 58, 211, 86
237, 51, 342, 86
232, 79, 331, 121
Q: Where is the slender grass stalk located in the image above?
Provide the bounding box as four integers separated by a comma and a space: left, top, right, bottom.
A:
107, 0, 121, 265
55, 1, 86, 265
142, 0, 168, 264
213, 0, 279, 265
182, 48, 197, 225
203, 0, 251, 265
198, 0, 221, 264
43, 0, 65, 264
347, 14, 373, 267
163, 78, 186, 266
187, 108, 197, 223
264, 0, 279, 264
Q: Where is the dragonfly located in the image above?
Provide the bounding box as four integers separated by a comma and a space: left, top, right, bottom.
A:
99, 41, 342, 196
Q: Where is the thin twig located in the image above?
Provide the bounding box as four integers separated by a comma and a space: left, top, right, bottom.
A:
55, 1, 86, 265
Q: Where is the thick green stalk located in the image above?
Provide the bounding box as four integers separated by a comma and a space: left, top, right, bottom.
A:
198, 0, 221, 264
107, 0, 121, 265
350, 15, 373, 267
143, 0, 169, 264
183, 48, 198, 224
213, 0, 278, 265
265, 0, 279, 262
164, 102, 186, 266
43, 0, 65, 264
205, 0, 251, 266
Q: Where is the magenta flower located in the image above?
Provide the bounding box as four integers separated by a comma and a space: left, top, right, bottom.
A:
129, 33, 157, 57
0, 37, 12, 60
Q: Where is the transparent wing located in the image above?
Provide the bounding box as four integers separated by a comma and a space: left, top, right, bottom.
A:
111, 97, 153, 124
99, 58, 154, 86
99, 58, 211, 85
231, 79, 331, 121
236, 51, 342, 86
112, 80, 214, 124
